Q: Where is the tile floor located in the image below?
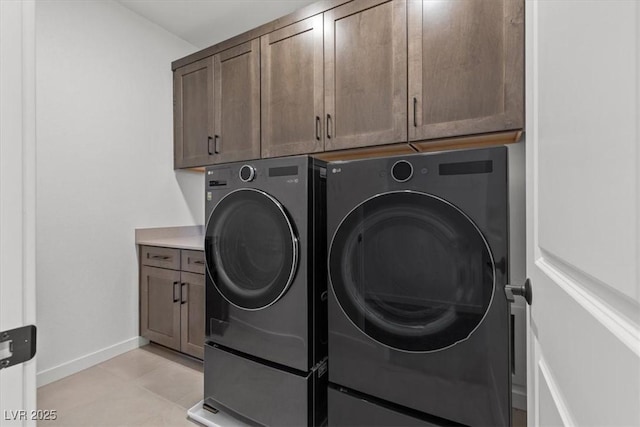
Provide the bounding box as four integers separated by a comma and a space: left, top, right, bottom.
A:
38, 343, 527, 426
37, 344, 202, 426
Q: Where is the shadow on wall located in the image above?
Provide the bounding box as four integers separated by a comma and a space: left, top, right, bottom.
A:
175, 170, 205, 225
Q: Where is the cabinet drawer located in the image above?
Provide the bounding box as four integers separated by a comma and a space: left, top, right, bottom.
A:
141, 246, 180, 270
181, 250, 206, 274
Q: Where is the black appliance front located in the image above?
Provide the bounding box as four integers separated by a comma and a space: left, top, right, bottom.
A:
328, 385, 457, 427
204, 156, 327, 373
204, 343, 328, 427
327, 147, 511, 426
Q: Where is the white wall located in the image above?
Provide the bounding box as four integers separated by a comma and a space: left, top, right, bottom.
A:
36, 0, 203, 385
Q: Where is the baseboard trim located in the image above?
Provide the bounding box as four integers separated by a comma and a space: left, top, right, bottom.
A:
37, 336, 149, 387
512, 384, 527, 411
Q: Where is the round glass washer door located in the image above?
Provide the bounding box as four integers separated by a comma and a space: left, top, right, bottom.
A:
205, 188, 298, 310
329, 191, 494, 352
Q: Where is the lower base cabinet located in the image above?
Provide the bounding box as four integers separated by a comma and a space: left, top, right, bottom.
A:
140, 246, 205, 359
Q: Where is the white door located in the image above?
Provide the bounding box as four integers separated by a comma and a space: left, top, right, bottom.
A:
526, 1, 640, 425
0, 1, 37, 426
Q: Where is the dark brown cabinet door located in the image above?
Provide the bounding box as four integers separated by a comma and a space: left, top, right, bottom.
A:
213, 39, 261, 164
173, 57, 215, 169
324, 0, 407, 151
140, 266, 181, 350
261, 15, 324, 158
180, 272, 205, 359
408, 0, 524, 142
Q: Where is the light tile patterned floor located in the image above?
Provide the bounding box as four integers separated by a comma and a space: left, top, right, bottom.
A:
38, 343, 526, 426
37, 344, 202, 426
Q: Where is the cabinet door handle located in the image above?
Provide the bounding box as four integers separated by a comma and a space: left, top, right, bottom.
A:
181, 283, 188, 304
315, 116, 321, 141
214, 135, 220, 154
149, 254, 170, 261
207, 136, 213, 155
413, 97, 418, 127
188, 257, 205, 266
326, 114, 332, 139
173, 281, 180, 303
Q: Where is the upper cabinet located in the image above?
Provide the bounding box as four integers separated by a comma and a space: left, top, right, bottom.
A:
173, 57, 215, 169
213, 39, 261, 164
172, 0, 524, 168
263, 2, 408, 157
407, 0, 524, 142
173, 40, 260, 169
261, 15, 324, 158
324, 0, 407, 151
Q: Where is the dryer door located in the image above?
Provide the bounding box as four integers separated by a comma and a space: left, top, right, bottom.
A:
329, 191, 494, 352
205, 188, 298, 310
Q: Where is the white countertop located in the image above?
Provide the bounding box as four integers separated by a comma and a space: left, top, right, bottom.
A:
135, 225, 204, 251
136, 235, 204, 251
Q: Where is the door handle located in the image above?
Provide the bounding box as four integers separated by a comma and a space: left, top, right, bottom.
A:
326, 114, 332, 139
315, 116, 321, 141
413, 97, 418, 127
505, 278, 532, 305
214, 135, 220, 154
173, 281, 180, 303
149, 255, 170, 261
207, 136, 213, 155
181, 283, 187, 304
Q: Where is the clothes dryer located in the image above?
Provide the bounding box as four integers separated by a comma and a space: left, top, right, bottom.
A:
327, 147, 511, 426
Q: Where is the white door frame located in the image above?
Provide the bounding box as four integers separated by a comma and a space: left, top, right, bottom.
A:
0, 1, 37, 425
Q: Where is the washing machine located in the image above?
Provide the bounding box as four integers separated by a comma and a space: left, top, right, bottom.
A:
326, 147, 511, 426
203, 156, 328, 426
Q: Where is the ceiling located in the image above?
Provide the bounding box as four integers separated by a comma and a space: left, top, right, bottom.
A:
117, 0, 317, 49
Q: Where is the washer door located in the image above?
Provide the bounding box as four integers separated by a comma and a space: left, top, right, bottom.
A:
329, 191, 494, 352
205, 188, 298, 310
